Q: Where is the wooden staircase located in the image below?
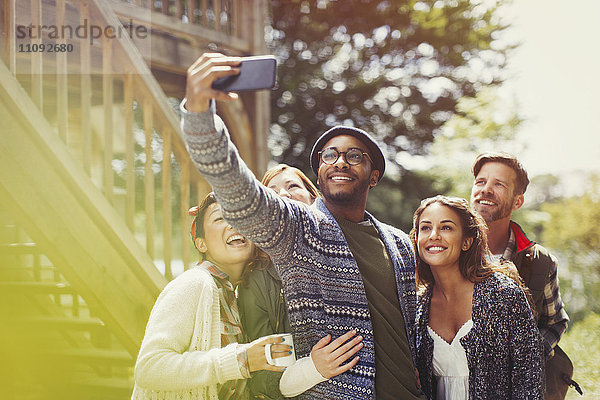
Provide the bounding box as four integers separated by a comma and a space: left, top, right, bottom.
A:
0, 209, 134, 399
0, 0, 270, 399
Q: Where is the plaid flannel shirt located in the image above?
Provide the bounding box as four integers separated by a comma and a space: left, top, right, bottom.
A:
501, 227, 569, 357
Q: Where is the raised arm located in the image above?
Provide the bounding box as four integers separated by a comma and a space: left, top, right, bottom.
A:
184, 53, 242, 113
181, 53, 300, 260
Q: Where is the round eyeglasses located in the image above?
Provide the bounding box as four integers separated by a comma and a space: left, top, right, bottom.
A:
318, 148, 372, 166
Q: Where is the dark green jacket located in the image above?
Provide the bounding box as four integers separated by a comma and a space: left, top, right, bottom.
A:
238, 263, 291, 399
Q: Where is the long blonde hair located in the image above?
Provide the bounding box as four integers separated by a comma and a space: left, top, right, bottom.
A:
261, 164, 321, 200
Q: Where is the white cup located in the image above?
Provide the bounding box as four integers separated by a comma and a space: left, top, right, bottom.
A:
265, 333, 296, 367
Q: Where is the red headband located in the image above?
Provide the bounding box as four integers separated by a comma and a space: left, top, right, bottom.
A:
189, 206, 199, 240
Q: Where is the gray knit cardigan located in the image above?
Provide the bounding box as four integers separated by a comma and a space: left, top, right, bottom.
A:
415, 273, 545, 400
182, 107, 419, 400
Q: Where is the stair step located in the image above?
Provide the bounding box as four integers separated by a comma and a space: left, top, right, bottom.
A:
16, 315, 106, 331
0, 266, 59, 282
43, 348, 134, 366
61, 372, 133, 400
0, 281, 74, 294
72, 373, 133, 391
0, 265, 56, 271
0, 242, 39, 254
0, 223, 18, 243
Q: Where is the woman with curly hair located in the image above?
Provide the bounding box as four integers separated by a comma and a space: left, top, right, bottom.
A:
411, 195, 544, 400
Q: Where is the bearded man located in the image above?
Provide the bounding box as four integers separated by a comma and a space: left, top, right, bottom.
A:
470, 152, 573, 399
180, 53, 425, 400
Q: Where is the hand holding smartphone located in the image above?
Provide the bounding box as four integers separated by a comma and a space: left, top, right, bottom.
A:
211, 55, 276, 92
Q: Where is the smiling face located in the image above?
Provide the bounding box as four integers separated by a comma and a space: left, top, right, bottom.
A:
316, 134, 379, 206
416, 203, 473, 271
267, 169, 315, 205
470, 161, 524, 224
194, 202, 254, 278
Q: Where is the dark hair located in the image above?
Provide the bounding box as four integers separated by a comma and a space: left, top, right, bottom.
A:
189, 192, 270, 273
189, 192, 217, 241
472, 152, 530, 195
261, 164, 321, 200
410, 195, 525, 288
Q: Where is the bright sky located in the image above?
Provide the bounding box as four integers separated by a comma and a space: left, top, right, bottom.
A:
500, 0, 600, 177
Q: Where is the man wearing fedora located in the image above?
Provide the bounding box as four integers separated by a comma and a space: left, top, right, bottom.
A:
180, 53, 425, 400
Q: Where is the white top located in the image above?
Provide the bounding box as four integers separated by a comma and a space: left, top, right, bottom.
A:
132, 265, 247, 400
427, 319, 473, 400
132, 263, 328, 399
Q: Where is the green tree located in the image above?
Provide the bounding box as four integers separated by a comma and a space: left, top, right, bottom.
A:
424, 86, 523, 198
369, 85, 523, 230
268, 0, 513, 173
366, 86, 523, 230
540, 175, 600, 322
267, 0, 513, 227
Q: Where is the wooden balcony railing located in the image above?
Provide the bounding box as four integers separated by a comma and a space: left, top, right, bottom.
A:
1, 0, 222, 280
109, 0, 268, 61
122, 0, 241, 36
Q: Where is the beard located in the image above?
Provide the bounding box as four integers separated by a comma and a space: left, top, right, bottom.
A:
318, 175, 371, 205
474, 196, 514, 223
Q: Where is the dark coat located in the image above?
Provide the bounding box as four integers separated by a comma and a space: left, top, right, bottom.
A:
415, 273, 545, 400
238, 263, 290, 399
509, 220, 569, 356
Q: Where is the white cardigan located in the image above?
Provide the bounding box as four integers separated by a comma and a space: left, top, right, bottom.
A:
132, 263, 245, 400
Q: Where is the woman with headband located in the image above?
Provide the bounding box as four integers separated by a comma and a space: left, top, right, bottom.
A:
132, 192, 291, 400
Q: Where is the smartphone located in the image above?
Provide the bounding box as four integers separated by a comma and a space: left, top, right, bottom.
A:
212, 55, 276, 92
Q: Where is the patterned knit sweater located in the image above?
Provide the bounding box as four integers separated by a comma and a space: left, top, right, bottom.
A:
181, 106, 419, 400
415, 273, 545, 400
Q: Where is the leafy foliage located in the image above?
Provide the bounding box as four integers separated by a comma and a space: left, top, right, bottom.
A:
561, 312, 600, 399
367, 86, 524, 229
539, 175, 600, 321
366, 168, 445, 231
423, 86, 524, 199
267, 0, 512, 176
266, 0, 512, 228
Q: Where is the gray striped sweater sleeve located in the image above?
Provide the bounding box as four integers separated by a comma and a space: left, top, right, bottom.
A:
180, 102, 298, 260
